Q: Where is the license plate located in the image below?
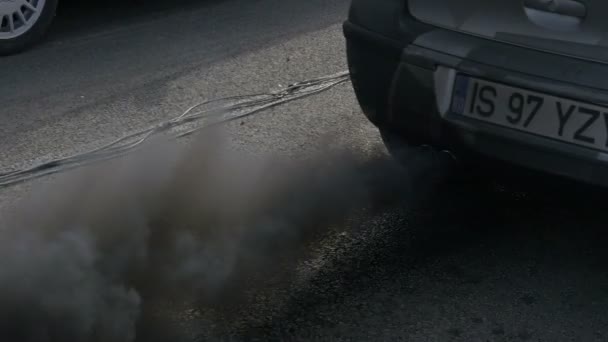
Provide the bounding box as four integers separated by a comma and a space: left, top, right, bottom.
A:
451, 75, 608, 153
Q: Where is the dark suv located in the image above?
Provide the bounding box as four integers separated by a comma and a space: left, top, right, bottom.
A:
344, 0, 608, 187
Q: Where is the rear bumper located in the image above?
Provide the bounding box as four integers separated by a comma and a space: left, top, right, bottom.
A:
344, 19, 608, 187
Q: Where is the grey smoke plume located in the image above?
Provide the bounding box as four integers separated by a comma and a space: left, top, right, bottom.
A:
0, 131, 451, 342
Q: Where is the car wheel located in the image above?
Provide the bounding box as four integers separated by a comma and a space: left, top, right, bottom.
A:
0, 0, 58, 56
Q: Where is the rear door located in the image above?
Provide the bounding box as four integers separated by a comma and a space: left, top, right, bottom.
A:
408, 0, 608, 63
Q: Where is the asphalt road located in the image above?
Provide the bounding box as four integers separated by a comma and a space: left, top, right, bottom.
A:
2, 1, 608, 341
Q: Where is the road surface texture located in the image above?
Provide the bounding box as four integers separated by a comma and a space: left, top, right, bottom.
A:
2, 1, 608, 341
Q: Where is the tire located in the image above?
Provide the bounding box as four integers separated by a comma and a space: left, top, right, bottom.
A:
0, 0, 58, 56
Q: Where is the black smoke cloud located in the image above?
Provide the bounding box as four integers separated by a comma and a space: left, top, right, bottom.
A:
0, 131, 451, 342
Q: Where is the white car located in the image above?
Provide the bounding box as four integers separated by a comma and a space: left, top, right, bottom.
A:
0, 0, 58, 55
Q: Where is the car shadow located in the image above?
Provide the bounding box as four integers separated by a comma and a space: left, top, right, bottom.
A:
231, 177, 608, 340
48, 0, 227, 41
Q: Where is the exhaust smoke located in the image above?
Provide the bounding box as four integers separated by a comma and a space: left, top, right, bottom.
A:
0, 130, 452, 342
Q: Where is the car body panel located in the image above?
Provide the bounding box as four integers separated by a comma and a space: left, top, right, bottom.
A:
409, 0, 608, 64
